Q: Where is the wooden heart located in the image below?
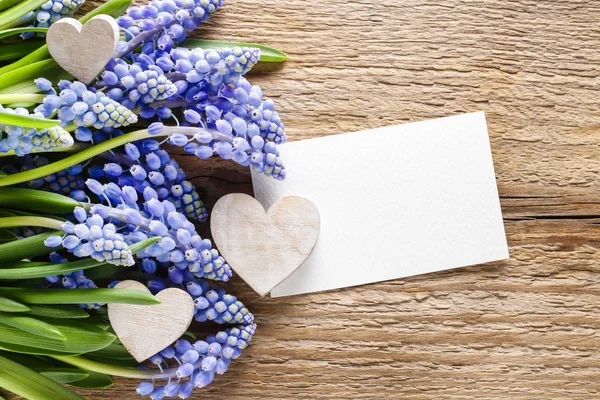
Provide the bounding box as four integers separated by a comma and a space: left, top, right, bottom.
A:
211, 194, 320, 296
107, 280, 194, 362
46, 15, 119, 84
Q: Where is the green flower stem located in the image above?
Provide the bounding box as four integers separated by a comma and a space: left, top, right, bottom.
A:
0, 126, 222, 187
0, 93, 45, 104
0, 26, 47, 39
0, 216, 64, 230
51, 356, 154, 379
51, 355, 192, 379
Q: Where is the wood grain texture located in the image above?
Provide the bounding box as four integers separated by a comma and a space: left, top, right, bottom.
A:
211, 194, 320, 296
107, 281, 195, 363
26, 0, 600, 398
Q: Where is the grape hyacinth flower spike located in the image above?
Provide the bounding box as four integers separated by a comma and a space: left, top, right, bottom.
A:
21, 0, 85, 38
0, 106, 74, 156
0, 0, 293, 396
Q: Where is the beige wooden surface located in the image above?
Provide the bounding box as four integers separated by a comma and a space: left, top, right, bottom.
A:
53, 0, 600, 398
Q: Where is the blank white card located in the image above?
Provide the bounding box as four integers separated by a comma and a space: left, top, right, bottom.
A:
251, 112, 509, 297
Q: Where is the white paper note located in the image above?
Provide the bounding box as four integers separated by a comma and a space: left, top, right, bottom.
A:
251, 112, 509, 297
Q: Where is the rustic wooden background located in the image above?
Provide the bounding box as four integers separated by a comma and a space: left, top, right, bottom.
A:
38, 0, 600, 398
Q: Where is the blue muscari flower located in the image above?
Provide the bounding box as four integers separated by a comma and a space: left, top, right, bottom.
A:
160, 125, 286, 180
3, 155, 85, 198
137, 382, 154, 396
35, 80, 137, 131
187, 282, 254, 325
74, 186, 227, 281
22, 0, 85, 38
99, 143, 208, 222
102, 60, 179, 111
43, 253, 102, 309
130, 204, 231, 282
44, 207, 135, 267
232, 77, 286, 144
116, 0, 223, 59
136, 323, 256, 398
115, 67, 178, 109
0, 106, 74, 156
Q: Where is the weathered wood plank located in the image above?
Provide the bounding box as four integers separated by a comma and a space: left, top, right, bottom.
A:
9, 0, 600, 398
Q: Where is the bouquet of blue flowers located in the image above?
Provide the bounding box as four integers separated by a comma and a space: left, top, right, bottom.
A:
0, 0, 287, 398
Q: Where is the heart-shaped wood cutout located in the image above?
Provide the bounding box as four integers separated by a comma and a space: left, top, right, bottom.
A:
107, 280, 194, 362
211, 194, 320, 296
47, 15, 119, 84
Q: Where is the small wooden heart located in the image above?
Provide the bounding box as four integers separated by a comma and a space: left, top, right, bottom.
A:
211, 194, 320, 296
46, 15, 119, 84
107, 280, 194, 362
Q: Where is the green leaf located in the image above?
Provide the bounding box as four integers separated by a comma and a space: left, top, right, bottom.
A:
0, 318, 115, 354
0, 207, 67, 220
39, 367, 89, 384
0, 352, 89, 383
83, 264, 121, 280
0, 340, 76, 356
87, 343, 134, 360
0, 27, 47, 40
0, 0, 21, 13
0, 40, 44, 61
26, 305, 89, 319
86, 316, 111, 331
0, 353, 85, 400
0, 295, 29, 312
0, 229, 16, 244
0, 108, 59, 128
183, 39, 288, 63
0, 231, 62, 264
0, 312, 65, 340
0, 216, 64, 230
0, 287, 161, 306
0, 79, 39, 95
67, 370, 113, 388
0, 188, 81, 214
0, 261, 51, 268
0, 0, 48, 30
0, 59, 57, 91
0, 43, 47, 77
0, 93, 45, 104
79, 0, 132, 23
0, 237, 159, 279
